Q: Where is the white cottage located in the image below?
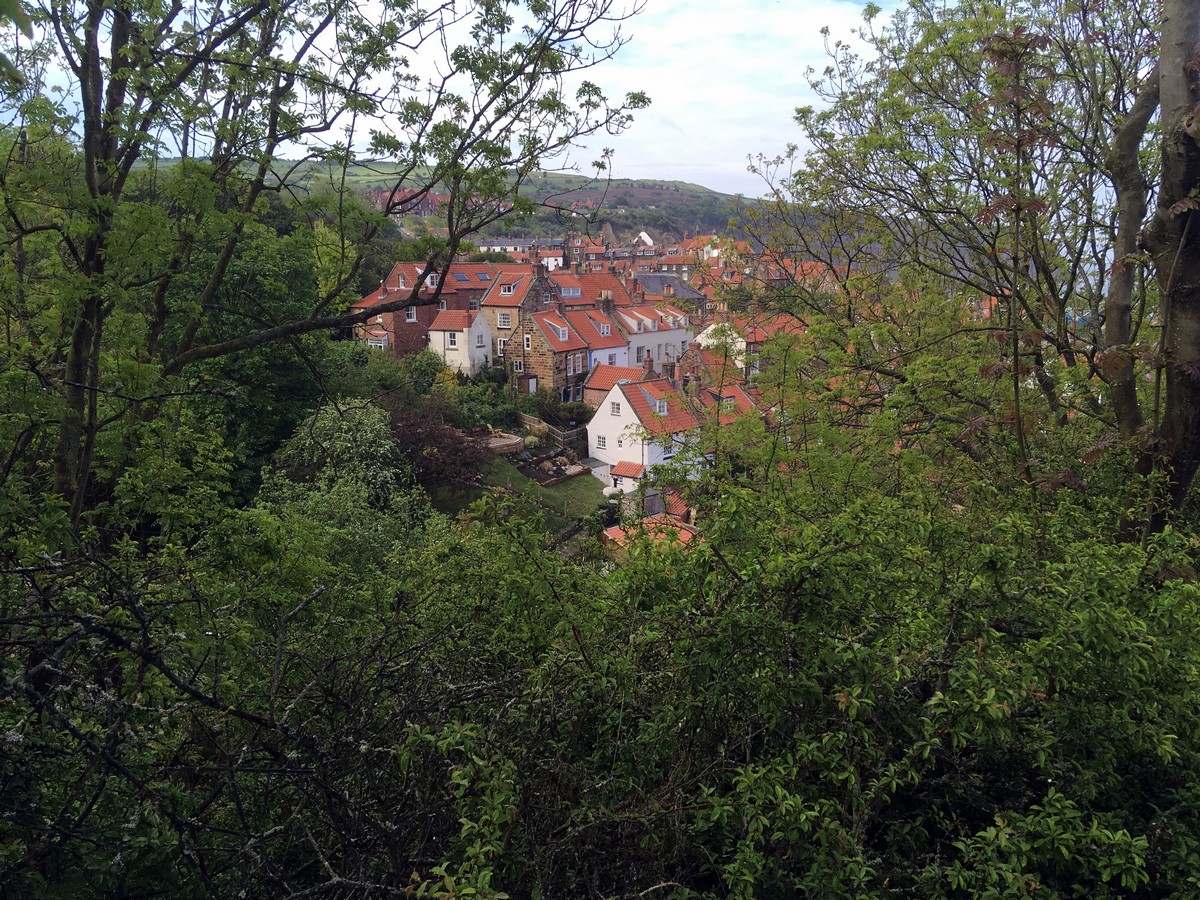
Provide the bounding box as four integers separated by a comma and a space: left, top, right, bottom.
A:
428, 309, 493, 375
587, 378, 698, 486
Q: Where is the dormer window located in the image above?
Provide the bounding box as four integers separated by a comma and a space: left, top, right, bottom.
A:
656, 399, 668, 415
426, 273, 439, 288
558, 326, 568, 341
562, 286, 581, 298
500, 284, 514, 296
599, 323, 611, 336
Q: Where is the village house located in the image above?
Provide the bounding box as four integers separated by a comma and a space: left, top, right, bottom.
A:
479, 263, 598, 400
565, 232, 608, 272
426, 309, 493, 375
601, 512, 700, 555
565, 306, 629, 371
612, 302, 693, 371
582, 361, 650, 408
695, 311, 806, 377
587, 377, 699, 485
629, 273, 707, 315
351, 261, 496, 355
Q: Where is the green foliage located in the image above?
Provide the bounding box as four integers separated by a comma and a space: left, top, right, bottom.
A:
3, 0, 1200, 897
517, 389, 592, 427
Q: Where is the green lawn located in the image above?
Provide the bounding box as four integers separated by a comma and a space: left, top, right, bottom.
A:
431, 457, 606, 532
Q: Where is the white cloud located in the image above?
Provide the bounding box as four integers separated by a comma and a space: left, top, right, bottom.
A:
572, 0, 881, 196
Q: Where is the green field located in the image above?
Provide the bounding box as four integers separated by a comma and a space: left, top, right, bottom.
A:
432, 456, 606, 532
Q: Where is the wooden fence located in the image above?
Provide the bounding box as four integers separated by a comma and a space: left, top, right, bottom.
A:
516, 413, 587, 449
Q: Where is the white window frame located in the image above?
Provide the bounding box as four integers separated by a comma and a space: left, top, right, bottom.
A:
610, 402, 621, 416
448, 332, 457, 347
500, 284, 514, 295
476, 333, 485, 348
512, 359, 524, 373
497, 312, 511, 329
405, 306, 417, 323
596, 435, 607, 449
497, 338, 507, 356
607, 353, 617, 366
524, 334, 532, 351
599, 323, 611, 336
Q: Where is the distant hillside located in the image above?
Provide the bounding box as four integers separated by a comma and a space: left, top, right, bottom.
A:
279, 161, 747, 242
490, 172, 748, 242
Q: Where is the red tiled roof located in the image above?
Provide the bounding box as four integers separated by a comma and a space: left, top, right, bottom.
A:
602, 513, 699, 548
663, 490, 690, 517
585, 364, 645, 392
534, 311, 588, 352
355, 261, 497, 311
565, 310, 626, 350
610, 460, 646, 479
482, 272, 531, 308
737, 313, 806, 344
549, 271, 632, 306
698, 383, 763, 425
429, 309, 477, 332
353, 277, 419, 311
614, 304, 689, 336
619, 379, 698, 436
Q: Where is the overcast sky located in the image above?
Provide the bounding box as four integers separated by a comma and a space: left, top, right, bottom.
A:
565, 0, 879, 197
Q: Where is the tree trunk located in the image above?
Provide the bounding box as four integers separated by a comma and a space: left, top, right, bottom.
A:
1143, 0, 1200, 510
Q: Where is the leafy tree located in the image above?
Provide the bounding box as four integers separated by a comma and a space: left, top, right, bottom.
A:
0, 0, 647, 528
465, 249, 518, 263
741, 0, 1200, 522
